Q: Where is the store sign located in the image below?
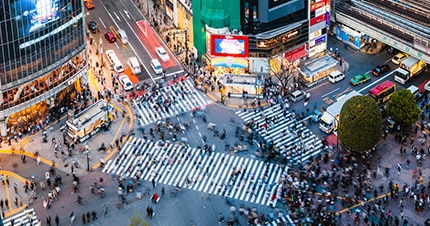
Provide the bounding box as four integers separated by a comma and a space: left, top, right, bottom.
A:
309, 35, 327, 47
310, 21, 326, 32
310, 14, 326, 26
310, 0, 326, 11
309, 42, 327, 57
309, 29, 322, 40
211, 34, 249, 57
315, 7, 325, 17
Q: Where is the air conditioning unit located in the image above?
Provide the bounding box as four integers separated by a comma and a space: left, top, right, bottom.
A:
232, 29, 238, 34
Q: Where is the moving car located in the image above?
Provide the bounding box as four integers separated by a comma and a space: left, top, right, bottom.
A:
118, 75, 133, 91
84, 0, 95, 9
156, 47, 170, 62
290, 90, 307, 102
328, 70, 345, 83
350, 73, 371, 86
87, 21, 98, 34
371, 64, 390, 76
150, 59, 163, 74
391, 52, 408, 65
104, 32, 116, 43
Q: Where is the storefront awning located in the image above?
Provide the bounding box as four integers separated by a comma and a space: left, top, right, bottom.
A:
284, 45, 308, 62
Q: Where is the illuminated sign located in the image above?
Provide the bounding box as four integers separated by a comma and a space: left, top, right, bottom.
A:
11, 0, 75, 38
310, 0, 326, 11
310, 14, 326, 26
211, 34, 249, 57
315, 35, 326, 44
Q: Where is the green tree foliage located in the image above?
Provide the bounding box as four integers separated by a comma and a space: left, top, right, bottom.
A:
385, 88, 420, 127
338, 96, 382, 153
129, 214, 147, 226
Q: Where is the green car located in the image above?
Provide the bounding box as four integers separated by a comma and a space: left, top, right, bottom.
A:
350, 73, 371, 86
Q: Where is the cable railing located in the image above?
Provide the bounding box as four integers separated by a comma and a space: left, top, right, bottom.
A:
336, 5, 414, 42
353, 0, 430, 39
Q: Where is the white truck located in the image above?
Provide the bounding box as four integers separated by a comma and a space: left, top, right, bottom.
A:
393, 56, 427, 84
319, 90, 362, 134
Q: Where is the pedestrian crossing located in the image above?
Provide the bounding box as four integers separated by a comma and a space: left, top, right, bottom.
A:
133, 79, 212, 126
103, 137, 285, 206
2, 208, 39, 226
236, 104, 325, 164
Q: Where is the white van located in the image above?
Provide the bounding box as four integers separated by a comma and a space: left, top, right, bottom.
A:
290, 90, 306, 102
128, 56, 141, 74
105, 49, 124, 73
150, 59, 163, 75
328, 70, 345, 83
117, 29, 128, 44
407, 85, 419, 99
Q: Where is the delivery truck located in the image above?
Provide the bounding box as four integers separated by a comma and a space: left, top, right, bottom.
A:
319, 90, 362, 134
393, 56, 427, 84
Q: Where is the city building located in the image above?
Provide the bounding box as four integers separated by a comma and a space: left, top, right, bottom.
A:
0, 0, 87, 136
189, 0, 332, 75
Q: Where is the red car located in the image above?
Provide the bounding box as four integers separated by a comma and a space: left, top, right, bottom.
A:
104, 32, 116, 43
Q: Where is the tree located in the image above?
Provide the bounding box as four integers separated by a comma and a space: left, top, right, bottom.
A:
385, 88, 420, 127
129, 214, 147, 226
269, 56, 296, 96
338, 96, 382, 153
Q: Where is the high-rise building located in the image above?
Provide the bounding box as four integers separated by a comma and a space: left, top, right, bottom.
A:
0, 0, 87, 136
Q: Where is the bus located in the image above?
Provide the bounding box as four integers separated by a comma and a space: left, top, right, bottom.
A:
369, 80, 396, 105
105, 49, 124, 73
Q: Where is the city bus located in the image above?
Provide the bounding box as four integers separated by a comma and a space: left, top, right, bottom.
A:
369, 80, 396, 105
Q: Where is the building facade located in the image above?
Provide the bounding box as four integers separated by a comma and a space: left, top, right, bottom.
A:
0, 0, 87, 136
192, 0, 312, 75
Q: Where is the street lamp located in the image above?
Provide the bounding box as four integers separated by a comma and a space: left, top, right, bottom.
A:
85, 143, 90, 171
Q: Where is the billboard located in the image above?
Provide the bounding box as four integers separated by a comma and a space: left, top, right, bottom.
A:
9, 0, 75, 38
211, 34, 248, 57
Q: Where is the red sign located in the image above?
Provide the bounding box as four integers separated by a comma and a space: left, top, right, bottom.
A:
310, 0, 326, 11
210, 34, 249, 57
310, 14, 326, 26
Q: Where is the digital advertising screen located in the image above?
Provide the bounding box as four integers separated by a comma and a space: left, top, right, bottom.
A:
10, 0, 74, 38
211, 35, 248, 58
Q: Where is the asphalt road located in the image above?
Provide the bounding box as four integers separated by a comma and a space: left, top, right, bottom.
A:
85, 0, 183, 84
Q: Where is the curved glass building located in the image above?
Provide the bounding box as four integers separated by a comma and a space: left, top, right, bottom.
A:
0, 0, 87, 136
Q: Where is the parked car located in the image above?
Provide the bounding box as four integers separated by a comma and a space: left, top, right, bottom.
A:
87, 21, 98, 33
391, 52, 408, 65
104, 32, 116, 43
371, 64, 390, 76
118, 75, 133, 91
350, 73, 371, 86
156, 47, 170, 62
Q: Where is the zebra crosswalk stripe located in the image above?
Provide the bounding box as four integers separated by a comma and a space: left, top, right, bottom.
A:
133, 79, 213, 127
103, 138, 284, 206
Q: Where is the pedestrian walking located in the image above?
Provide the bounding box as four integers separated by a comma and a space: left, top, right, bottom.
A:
103, 204, 108, 217
86, 212, 91, 223
152, 178, 156, 188
92, 210, 98, 220
70, 212, 75, 225
82, 213, 86, 224
13, 183, 18, 193
55, 214, 59, 226
406, 159, 410, 169
47, 216, 52, 226
397, 163, 402, 174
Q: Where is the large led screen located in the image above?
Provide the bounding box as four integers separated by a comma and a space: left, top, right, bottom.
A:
10, 0, 74, 38
211, 35, 248, 58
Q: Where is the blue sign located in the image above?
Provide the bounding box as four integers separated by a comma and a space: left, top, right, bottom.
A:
315, 35, 326, 44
